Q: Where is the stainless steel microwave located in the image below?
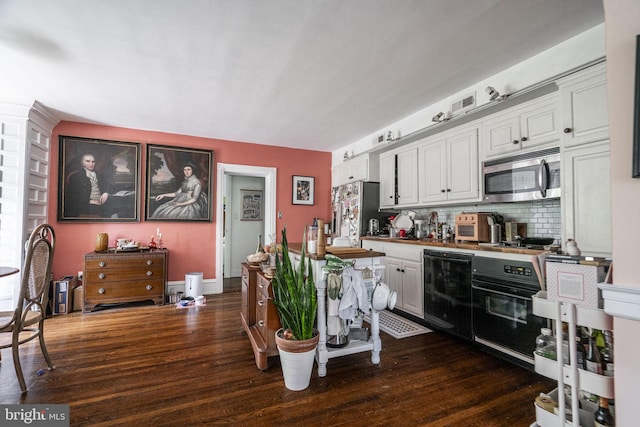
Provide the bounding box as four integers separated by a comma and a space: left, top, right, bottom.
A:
482, 147, 561, 203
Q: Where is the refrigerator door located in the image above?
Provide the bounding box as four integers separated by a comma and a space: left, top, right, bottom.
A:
332, 182, 382, 246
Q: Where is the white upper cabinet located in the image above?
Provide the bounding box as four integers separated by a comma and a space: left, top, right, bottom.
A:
332, 153, 379, 186
482, 93, 560, 159
558, 62, 609, 148
562, 140, 611, 257
379, 145, 418, 208
419, 126, 479, 204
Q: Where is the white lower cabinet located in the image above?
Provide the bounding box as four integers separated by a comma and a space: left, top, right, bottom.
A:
362, 241, 424, 319
385, 257, 422, 317
532, 292, 614, 427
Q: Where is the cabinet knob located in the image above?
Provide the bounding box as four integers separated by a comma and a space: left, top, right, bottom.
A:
521, 136, 528, 142
98, 288, 105, 294
446, 189, 451, 192
564, 127, 572, 133
258, 300, 265, 306
146, 284, 153, 291
99, 261, 106, 267
258, 320, 265, 327
401, 269, 405, 273
98, 273, 105, 279
512, 140, 519, 144
441, 189, 445, 193
146, 259, 153, 265
146, 271, 153, 276
396, 268, 401, 272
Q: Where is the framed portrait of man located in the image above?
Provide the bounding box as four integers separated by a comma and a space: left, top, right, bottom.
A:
145, 145, 214, 222
58, 136, 141, 222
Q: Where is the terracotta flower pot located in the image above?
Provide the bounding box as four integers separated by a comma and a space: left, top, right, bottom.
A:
275, 329, 319, 391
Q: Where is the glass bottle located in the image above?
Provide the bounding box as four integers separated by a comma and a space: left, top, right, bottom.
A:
600, 330, 614, 377
534, 328, 557, 360
594, 396, 614, 426
585, 332, 603, 375
257, 234, 265, 253
575, 326, 586, 370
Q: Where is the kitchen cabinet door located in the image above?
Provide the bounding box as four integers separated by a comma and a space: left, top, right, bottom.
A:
558, 62, 609, 148
396, 147, 419, 205
379, 151, 396, 208
333, 153, 379, 186
385, 257, 404, 307
482, 93, 559, 158
418, 138, 447, 203
562, 140, 611, 257
379, 146, 418, 207
399, 259, 423, 318
482, 114, 521, 158
418, 127, 479, 204
447, 128, 479, 201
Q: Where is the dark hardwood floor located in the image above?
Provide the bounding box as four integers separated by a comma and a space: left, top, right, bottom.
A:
1, 279, 554, 426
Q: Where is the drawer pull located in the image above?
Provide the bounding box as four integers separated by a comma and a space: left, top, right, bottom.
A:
258, 320, 265, 327
146, 259, 153, 266
99, 261, 106, 267
98, 288, 105, 294
146, 271, 153, 276
146, 284, 153, 291
98, 273, 105, 279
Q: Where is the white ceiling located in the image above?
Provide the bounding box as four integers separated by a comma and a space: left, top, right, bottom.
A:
0, 0, 604, 153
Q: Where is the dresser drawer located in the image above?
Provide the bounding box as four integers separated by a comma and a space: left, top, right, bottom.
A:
84, 265, 164, 282
85, 279, 165, 299
85, 254, 165, 270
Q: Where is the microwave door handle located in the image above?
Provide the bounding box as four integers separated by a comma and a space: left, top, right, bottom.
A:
538, 159, 548, 198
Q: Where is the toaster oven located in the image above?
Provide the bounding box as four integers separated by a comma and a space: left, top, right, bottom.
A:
455, 213, 492, 242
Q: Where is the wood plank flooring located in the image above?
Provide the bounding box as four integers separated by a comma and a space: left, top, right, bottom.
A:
1, 279, 554, 426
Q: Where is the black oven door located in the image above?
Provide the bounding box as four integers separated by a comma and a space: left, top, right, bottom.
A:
471, 278, 546, 363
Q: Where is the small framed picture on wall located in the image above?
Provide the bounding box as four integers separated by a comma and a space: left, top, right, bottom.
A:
292, 175, 314, 205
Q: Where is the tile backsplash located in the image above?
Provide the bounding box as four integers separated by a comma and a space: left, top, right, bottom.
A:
388, 199, 562, 245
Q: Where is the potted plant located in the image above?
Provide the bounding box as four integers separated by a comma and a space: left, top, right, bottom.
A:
271, 226, 319, 391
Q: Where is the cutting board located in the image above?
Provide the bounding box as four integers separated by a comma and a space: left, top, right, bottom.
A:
325, 246, 369, 255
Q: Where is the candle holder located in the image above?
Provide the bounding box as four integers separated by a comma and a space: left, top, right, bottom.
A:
156, 233, 164, 249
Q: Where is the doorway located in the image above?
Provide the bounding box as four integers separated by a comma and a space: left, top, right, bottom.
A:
215, 164, 276, 294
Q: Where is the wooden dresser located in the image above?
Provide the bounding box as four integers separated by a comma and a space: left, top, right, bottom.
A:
83, 249, 168, 312
241, 264, 281, 370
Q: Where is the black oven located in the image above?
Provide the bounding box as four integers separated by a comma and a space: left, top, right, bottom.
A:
471, 256, 547, 367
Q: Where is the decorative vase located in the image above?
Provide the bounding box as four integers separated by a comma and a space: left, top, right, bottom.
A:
95, 233, 109, 252
275, 329, 319, 391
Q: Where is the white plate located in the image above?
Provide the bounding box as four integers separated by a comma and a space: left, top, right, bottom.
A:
392, 214, 413, 231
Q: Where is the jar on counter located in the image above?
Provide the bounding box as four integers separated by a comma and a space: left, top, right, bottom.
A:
535, 328, 557, 360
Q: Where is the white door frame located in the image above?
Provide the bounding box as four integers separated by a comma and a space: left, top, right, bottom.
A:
215, 163, 277, 293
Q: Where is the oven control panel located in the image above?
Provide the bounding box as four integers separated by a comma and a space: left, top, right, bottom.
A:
503, 265, 532, 276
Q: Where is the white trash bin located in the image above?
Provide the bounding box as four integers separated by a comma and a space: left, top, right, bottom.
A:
184, 272, 203, 299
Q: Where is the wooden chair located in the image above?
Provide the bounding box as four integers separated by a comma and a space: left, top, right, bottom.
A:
0, 224, 56, 393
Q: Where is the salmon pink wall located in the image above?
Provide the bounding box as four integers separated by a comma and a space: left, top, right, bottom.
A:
49, 121, 332, 282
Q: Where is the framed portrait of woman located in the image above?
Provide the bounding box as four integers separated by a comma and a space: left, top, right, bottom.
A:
58, 136, 141, 222
145, 145, 214, 222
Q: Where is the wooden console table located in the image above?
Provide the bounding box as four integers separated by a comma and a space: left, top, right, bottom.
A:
83, 249, 168, 312
241, 263, 281, 370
